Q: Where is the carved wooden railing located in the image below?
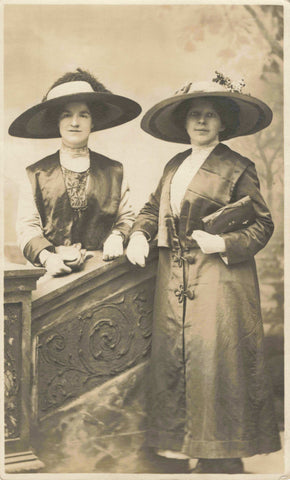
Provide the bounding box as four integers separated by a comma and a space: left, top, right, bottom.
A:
31, 249, 158, 422
4, 250, 158, 472
4, 263, 46, 473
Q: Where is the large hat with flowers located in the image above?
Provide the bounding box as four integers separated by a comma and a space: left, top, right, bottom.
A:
9, 68, 142, 138
141, 72, 273, 143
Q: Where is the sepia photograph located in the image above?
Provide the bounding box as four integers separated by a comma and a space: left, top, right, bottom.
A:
2, 1, 288, 478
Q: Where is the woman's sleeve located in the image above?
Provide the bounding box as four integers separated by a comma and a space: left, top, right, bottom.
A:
16, 174, 54, 265
112, 173, 136, 242
220, 163, 274, 265
130, 177, 163, 241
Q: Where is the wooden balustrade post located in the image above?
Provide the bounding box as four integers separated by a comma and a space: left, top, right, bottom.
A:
4, 263, 46, 473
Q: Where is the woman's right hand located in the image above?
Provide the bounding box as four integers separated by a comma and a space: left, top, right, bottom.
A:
39, 244, 87, 276
41, 252, 72, 276
126, 232, 149, 267
56, 244, 87, 270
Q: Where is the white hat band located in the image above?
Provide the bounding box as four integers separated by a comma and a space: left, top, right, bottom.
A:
47, 81, 94, 100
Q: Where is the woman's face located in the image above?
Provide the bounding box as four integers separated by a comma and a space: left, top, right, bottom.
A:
185, 99, 224, 147
58, 102, 93, 148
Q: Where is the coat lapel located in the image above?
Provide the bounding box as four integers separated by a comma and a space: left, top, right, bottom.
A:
178, 143, 247, 243
159, 149, 191, 249
162, 148, 192, 215
180, 144, 230, 211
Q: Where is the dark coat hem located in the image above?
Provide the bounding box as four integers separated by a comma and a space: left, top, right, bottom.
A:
147, 430, 281, 459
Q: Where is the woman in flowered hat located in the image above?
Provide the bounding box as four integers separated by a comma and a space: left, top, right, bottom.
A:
126, 73, 281, 473
11, 68, 141, 275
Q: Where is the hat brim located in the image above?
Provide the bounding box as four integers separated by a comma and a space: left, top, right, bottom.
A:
141, 91, 272, 143
9, 92, 142, 138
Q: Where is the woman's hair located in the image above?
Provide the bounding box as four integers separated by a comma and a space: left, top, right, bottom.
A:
174, 96, 240, 141
42, 68, 111, 101
43, 68, 110, 130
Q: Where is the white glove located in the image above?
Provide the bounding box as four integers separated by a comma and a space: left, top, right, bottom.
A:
126, 232, 149, 267
103, 233, 124, 261
40, 252, 72, 276
39, 244, 89, 276
192, 230, 226, 254
56, 243, 87, 270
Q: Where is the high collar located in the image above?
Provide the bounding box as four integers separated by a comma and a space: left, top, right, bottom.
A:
190, 140, 220, 154
60, 143, 90, 172
60, 142, 89, 157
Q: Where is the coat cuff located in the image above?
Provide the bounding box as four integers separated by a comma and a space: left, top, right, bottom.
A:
221, 232, 251, 266
130, 230, 151, 241
23, 236, 55, 265
130, 221, 156, 242
112, 223, 132, 245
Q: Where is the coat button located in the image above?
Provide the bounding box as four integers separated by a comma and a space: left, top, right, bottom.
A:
174, 286, 195, 302
185, 288, 195, 300
174, 285, 185, 303
185, 254, 196, 264
172, 253, 183, 267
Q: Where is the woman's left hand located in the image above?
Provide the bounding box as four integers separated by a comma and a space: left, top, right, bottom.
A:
192, 230, 226, 254
103, 233, 124, 261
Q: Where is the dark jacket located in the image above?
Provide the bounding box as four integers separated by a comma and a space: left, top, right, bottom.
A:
132, 142, 274, 264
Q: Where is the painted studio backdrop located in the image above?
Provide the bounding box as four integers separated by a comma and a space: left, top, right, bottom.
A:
4, 3, 284, 474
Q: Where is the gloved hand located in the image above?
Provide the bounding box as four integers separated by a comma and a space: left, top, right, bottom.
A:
192, 230, 226, 254
126, 232, 149, 267
56, 243, 87, 270
41, 252, 72, 276
103, 233, 124, 261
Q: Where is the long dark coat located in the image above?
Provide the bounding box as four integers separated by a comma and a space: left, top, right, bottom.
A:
132, 143, 281, 458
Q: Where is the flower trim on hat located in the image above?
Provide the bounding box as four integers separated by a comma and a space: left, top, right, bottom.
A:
174, 72, 247, 98
212, 71, 246, 94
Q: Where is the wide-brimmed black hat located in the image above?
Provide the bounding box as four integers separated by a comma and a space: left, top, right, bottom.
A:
141, 78, 273, 143
9, 79, 142, 139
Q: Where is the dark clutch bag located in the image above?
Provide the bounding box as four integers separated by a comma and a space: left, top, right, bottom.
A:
201, 196, 256, 235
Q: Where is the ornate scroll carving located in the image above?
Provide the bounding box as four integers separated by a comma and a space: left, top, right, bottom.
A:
134, 291, 153, 348
36, 283, 154, 417
4, 303, 22, 439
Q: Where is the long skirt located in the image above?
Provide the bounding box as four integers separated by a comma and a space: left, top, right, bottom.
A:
146, 247, 281, 458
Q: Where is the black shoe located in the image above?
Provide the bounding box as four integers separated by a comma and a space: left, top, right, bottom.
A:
141, 447, 190, 473
190, 458, 244, 474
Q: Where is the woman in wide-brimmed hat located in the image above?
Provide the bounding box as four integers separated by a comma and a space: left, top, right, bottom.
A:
126, 73, 281, 473
12, 68, 141, 276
